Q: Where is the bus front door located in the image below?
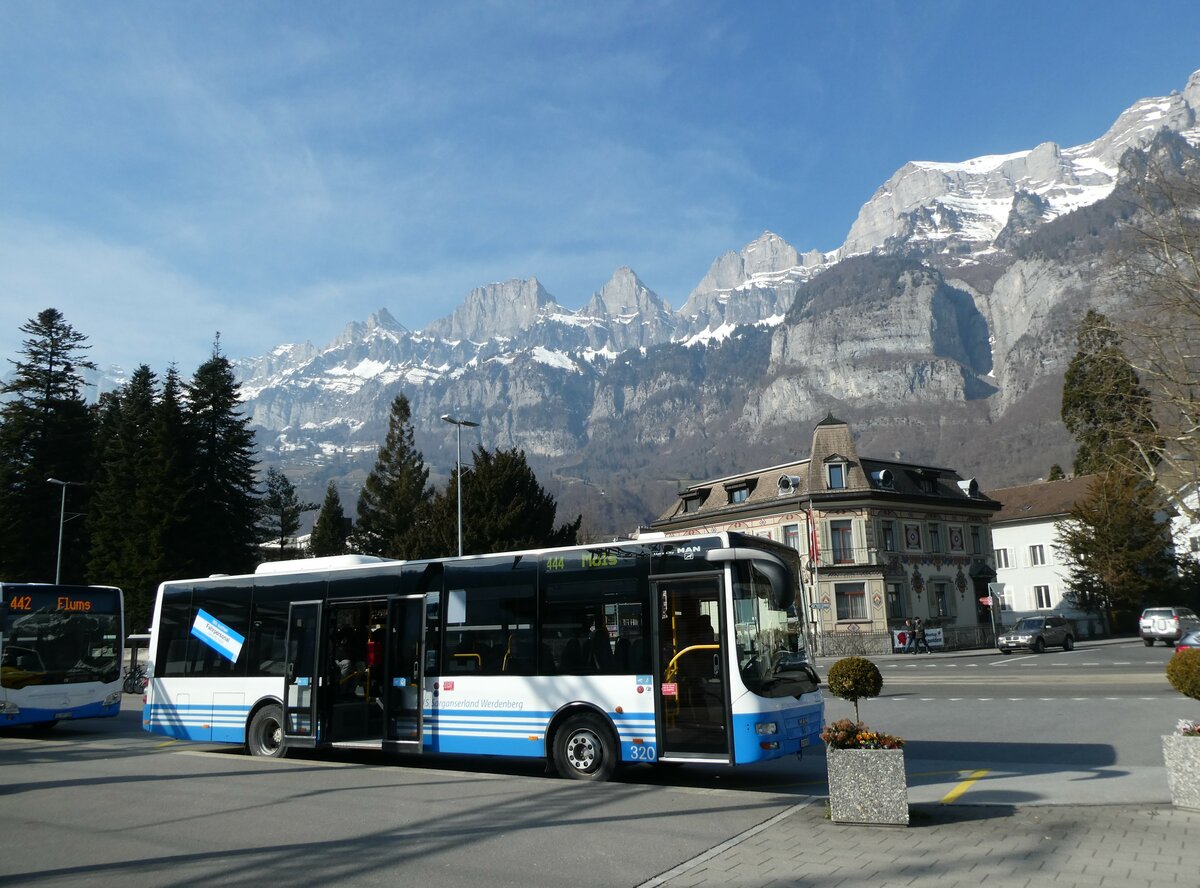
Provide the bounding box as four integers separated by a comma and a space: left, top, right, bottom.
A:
655, 576, 730, 761
283, 601, 323, 747
383, 594, 424, 751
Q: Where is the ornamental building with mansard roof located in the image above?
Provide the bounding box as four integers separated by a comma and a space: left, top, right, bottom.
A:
649, 413, 1002, 651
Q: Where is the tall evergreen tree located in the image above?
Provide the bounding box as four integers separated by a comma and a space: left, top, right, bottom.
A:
1061, 309, 1159, 475
413, 446, 580, 558
87, 365, 161, 627
354, 394, 432, 558
258, 466, 316, 559
1057, 470, 1176, 627
181, 343, 261, 576
309, 481, 350, 557
0, 309, 97, 583
148, 365, 197, 586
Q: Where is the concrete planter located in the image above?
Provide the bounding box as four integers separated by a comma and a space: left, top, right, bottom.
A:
826, 746, 909, 826
1163, 734, 1200, 811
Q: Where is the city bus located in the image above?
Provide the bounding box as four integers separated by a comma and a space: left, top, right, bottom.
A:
0, 583, 124, 729
143, 532, 823, 780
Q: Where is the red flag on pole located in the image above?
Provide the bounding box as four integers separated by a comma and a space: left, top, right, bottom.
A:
807, 509, 819, 561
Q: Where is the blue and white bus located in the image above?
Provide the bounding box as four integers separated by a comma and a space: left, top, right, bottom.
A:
143, 533, 823, 780
1, 583, 124, 729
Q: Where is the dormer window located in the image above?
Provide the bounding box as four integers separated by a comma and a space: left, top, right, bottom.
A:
724, 478, 756, 505
827, 463, 846, 490
680, 487, 710, 514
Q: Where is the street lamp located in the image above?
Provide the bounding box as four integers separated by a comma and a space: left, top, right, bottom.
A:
440, 414, 479, 557
46, 478, 84, 585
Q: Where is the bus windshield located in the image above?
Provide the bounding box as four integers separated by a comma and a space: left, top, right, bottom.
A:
731, 561, 817, 698
2, 588, 121, 689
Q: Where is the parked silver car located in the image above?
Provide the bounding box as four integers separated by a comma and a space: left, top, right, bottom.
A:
1140, 607, 1200, 646
997, 615, 1075, 654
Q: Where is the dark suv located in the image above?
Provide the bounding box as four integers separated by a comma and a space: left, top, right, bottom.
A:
1139, 607, 1200, 646
997, 615, 1075, 654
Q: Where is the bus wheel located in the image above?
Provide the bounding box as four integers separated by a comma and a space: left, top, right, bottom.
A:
553, 714, 616, 781
247, 705, 287, 758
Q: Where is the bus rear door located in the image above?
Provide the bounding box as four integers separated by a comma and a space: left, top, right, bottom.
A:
383, 594, 424, 751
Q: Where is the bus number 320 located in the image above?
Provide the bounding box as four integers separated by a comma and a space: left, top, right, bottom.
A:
629, 744, 657, 761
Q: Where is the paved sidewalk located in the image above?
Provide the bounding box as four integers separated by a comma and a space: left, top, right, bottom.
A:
642, 800, 1200, 887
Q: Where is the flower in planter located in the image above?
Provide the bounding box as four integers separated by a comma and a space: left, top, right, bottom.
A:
820, 717, 904, 749
1175, 719, 1200, 737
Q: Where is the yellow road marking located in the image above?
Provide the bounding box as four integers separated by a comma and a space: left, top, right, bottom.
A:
940, 768, 989, 804
154, 740, 179, 748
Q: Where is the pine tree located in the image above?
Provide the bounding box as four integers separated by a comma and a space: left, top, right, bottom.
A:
146, 366, 196, 591
180, 343, 261, 576
258, 466, 316, 559
1061, 309, 1159, 475
1056, 470, 1175, 628
0, 309, 97, 583
354, 394, 432, 558
309, 481, 350, 557
413, 446, 580, 557
87, 365, 161, 627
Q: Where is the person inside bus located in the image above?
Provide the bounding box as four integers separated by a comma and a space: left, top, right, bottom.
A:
332, 626, 364, 699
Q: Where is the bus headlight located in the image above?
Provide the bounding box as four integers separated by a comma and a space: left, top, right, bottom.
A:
103, 691, 122, 706
755, 721, 779, 735
1, 702, 19, 716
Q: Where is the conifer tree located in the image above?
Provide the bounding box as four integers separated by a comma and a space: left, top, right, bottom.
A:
258, 466, 316, 559
0, 309, 97, 583
309, 481, 350, 557
181, 342, 261, 576
354, 394, 432, 558
148, 365, 197, 585
87, 365, 161, 627
1057, 470, 1175, 626
413, 446, 580, 557
1061, 309, 1158, 475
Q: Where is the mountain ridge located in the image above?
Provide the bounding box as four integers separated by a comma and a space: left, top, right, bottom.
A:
232, 69, 1200, 536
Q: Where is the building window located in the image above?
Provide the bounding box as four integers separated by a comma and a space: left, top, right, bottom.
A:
834, 582, 866, 621
831, 519, 854, 564
933, 582, 953, 618
783, 524, 800, 553
682, 496, 699, 514
904, 523, 922, 551
1029, 544, 1045, 566
885, 582, 904, 618
995, 548, 1010, 569
928, 524, 942, 554
1034, 585, 1052, 609
881, 520, 896, 552
970, 526, 982, 554
828, 463, 846, 490
728, 487, 749, 504
948, 525, 965, 552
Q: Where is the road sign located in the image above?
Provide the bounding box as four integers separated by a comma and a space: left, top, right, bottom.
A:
810, 602, 831, 610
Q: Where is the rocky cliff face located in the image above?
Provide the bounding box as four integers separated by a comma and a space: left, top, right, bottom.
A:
235, 70, 1200, 535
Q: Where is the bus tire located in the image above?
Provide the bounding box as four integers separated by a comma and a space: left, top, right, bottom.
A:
247, 704, 287, 758
553, 713, 617, 781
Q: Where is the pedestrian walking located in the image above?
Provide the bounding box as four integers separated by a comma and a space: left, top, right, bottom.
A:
914, 617, 930, 653
902, 619, 915, 653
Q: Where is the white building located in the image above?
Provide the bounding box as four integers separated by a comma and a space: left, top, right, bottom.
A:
1171, 484, 1199, 566
988, 475, 1107, 637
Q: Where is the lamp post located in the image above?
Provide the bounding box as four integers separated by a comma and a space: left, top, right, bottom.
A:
440, 414, 479, 557
46, 478, 84, 585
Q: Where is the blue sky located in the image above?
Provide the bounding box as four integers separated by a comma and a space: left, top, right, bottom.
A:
1, 1, 1198, 375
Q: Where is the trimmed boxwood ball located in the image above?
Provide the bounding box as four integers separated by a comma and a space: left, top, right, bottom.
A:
1166, 649, 1200, 701
826, 656, 884, 721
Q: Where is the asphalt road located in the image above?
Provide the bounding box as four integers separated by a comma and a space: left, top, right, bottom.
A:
0, 638, 1191, 885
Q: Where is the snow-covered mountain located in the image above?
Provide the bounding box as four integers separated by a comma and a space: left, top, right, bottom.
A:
236, 69, 1200, 534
